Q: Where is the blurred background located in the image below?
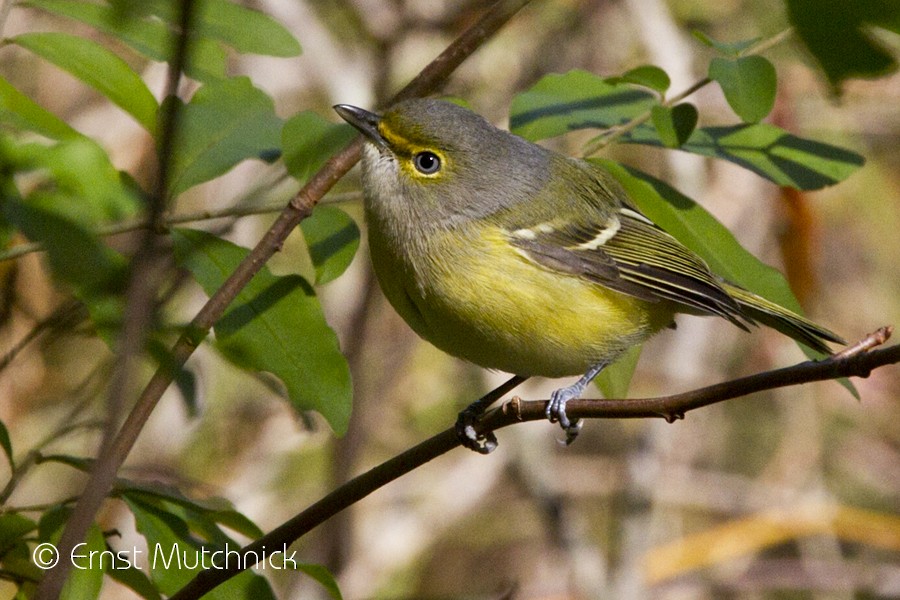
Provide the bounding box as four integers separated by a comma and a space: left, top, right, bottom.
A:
1, 0, 899, 598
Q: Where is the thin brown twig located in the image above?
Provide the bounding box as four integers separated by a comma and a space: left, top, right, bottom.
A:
832, 325, 892, 360
171, 332, 897, 599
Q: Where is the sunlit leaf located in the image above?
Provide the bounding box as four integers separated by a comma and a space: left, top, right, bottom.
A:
11, 32, 158, 133
196, 0, 301, 57
621, 122, 864, 190
300, 206, 360, 285
510, 70, 864, 190
172, 229, 352, 434
596, 158, 855, 392
509, 69, 656, 141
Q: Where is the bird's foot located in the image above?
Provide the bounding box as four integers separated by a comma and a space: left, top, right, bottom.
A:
455, 404, 498, 454
546, 383, 585, 445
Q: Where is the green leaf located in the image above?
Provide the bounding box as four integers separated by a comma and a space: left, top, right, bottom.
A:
0, 514, 42, 590
105, 562, 161, 600
11, 32, 158, 133
508, 70, 863, 189
196, 0, 301, 57
4, 138, 140, 225
601, 159, 856, 399
0, 75, 81, 140
594, 344, 642, 399
23, 0, 227, 82
37, 454, 95, 472
115, 482, 264, 539
2, 138, 133, 340
5, 202, 126, 293
300, 206, 360, 285
38, 505, 71, 543
0, 514, 37, 556
611, 65, 671, 94
692, 31, 761, 56
125, 496, 275, 599
650, 103, 698, 148
622, 123, 864, 190
171, 229, 352, 434
60, 524, 106, 600
509, 69, 657, 141
169, 77, 283, 196
282, 111, 357, 182
139, 0, 301, 57
0, 420, 12, 471
296, 564, 344, 600
595, 159, 808, 313
786, 0, 900, 91
709, 56, 777, 123
124, 496, 197, 594
147, 338, 199, 417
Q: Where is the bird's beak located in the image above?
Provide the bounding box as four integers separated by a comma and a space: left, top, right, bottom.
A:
333, 104, 386, 147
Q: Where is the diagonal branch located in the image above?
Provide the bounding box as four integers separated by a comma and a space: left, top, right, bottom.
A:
172, 329, 897, 600
168, 376, 526, 600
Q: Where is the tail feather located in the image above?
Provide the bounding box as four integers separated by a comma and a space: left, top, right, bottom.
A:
721, 282, 845, 354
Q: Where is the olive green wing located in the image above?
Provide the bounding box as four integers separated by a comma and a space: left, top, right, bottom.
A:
506, 206, 752, 329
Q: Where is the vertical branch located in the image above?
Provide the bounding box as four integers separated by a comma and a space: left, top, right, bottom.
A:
33, 1, 199, 597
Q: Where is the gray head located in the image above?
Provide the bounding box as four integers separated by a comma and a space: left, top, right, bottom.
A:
334, 99, 551, 227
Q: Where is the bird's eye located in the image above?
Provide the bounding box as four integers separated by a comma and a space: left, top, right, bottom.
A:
413, 151, 441, 175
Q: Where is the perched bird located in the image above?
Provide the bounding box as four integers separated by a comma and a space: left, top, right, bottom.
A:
334, 99, 843, 448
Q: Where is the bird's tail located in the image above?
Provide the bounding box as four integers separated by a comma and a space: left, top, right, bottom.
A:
721, 282, 845, 354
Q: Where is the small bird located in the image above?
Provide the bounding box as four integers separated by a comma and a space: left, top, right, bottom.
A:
334, 99, 843, 447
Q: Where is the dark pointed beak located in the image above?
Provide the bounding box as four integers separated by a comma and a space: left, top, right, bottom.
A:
333, 104, 385, 147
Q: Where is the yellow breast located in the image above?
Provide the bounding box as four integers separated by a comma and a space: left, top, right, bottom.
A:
369, 221, 674, 377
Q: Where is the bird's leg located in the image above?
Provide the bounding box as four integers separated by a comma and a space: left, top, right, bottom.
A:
546, 361, 610, 445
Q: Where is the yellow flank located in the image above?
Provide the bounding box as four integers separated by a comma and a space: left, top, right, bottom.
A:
370, 219, 674, 378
